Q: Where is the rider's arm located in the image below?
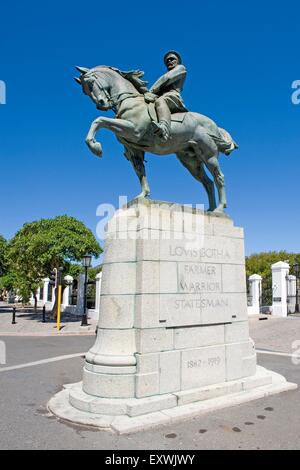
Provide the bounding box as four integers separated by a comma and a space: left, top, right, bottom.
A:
150, 65, 186, 94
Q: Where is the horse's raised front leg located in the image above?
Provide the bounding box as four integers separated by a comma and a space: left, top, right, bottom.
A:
124, 146, 150, 199
86, 117, 136, 157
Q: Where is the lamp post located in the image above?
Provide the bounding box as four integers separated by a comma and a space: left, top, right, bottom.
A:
294, 263, 299, 313
81, 254, 92, 326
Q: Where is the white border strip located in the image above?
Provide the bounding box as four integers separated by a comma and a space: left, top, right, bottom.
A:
0, 352, 86, 373
1, 349, 299, 374
257, 349, 300, 359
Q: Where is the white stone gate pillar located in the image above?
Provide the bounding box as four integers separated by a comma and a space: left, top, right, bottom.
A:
29, 291, 35, 306
95, 272, 102, 314
287, 275, 296, 314
272, 261, 289, 317
42, 278, 50, 305
62, 275, 73, 307
248, 274, 262, 316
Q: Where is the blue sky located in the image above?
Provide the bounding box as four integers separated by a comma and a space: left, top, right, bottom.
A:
0, 0, 299, 256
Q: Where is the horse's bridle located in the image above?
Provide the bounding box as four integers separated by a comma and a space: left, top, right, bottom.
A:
89, 74, 140, 113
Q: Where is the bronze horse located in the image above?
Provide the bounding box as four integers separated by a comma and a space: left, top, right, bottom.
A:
75, 66, 238, 212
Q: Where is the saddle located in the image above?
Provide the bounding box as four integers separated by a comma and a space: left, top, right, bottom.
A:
147, 102, 187, 125
119, 100, 189, 153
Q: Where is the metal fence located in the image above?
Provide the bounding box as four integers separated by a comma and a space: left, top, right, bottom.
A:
70, 281, 96, 310
260, 280, 273, 307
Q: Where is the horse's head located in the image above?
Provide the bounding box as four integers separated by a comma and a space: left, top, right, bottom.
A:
74, 66, 113, 111
75, 65, 148, 111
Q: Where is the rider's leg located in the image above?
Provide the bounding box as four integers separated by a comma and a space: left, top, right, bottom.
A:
155, 97, 171, 141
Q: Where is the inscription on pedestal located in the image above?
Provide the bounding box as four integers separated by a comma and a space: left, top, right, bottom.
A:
170, 246, 230, 261
159, 236, 244, 265
158, 259, 233, 325
174, 297, 229, 310
178, 262, 221, 293
181, 346, 226, 389
187, 356, 221, 368
159, 292, 240, 326
136, 218, 247, 327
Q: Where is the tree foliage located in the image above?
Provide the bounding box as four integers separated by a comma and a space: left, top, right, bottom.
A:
0, 271, 18, 291
7, 216, 102, 301
246, 251, 300, 286
63, 263, 102, 282
0, 235, 7, 277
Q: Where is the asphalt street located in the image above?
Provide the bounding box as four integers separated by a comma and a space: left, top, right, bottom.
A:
0, 335, 300, 450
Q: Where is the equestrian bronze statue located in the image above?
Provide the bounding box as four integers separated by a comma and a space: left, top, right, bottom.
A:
75, 51, 238, 213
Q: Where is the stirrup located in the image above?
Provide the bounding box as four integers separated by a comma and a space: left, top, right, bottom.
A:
154, 121, 170, 141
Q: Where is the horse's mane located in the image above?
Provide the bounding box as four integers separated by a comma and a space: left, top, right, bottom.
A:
106, 66, 149, 94
86, 65, 149, 94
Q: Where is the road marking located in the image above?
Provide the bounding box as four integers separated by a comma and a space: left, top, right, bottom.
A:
0, 352, 86, 373
257, 349, 300, 359
1, 349, 298, 373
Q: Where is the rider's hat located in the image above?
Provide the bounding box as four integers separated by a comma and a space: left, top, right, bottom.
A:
163, 50, 182, 65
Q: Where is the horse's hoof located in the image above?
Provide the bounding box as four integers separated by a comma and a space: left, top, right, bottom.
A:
93, 143, 103, 158
212, 205, 226, 215
86, 140, 103, 158
213, 210, 224, 215
136, 192, 150, 199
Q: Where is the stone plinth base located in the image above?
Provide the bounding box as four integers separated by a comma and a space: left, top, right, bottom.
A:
48, 199, 297, 432
80, 200, 257, 400
48, 366, 296, 434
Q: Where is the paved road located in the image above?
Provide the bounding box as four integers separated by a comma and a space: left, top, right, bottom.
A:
0, 335, 300, 450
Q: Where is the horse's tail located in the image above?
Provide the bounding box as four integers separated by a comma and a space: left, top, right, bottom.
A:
211, 127, 238, 156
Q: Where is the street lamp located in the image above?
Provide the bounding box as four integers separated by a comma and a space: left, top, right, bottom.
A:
293, 263, 299, 313
81, 254, 92, 326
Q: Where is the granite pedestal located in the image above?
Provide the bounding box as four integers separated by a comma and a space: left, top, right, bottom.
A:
49, 200, 296, 433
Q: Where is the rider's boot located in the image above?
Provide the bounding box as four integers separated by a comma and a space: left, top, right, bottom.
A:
155, 97, 171, 142
155, 119, 171, 141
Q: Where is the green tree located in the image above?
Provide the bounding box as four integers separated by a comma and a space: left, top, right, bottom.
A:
7, 215, 102, 303
0, 272, 18, 291
246, 251, 300, 287
0, 235, 7, 277
65, 262, 102, 280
